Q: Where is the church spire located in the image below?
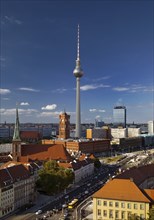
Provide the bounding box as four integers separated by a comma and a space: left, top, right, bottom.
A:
13, 105, 21, 141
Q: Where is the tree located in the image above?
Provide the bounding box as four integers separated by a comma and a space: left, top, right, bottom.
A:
94, 158, 101, 169
36, 160, 74, 195
128, 214, 140, 220
147, 207, 154, 220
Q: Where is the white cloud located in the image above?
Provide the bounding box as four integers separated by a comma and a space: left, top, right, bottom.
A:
81, 84, 110, 91
19, 109, 38, 114
20, 102, 29, 106
113, 87, 129, 92
92, 76, 111, 82
113, 84, 153, 93
4, 16, 22, 25
18, 87, 39, 92
52, 88, 67, 93
41, 104, 57, 110
2, 98, 9, 100
38, 111, 61, 117
0, 57, 6, 62
143, 88, 154, 92
98, 109, 106, 113
0, 108, 38, 116
89, 108, 105, 113
95, 115, 101, 119
0, 88, 11, 95
89, 109, 97, 112
38, 111, 75, 118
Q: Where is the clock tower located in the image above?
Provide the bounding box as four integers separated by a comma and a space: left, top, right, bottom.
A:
59, 112, 70, 139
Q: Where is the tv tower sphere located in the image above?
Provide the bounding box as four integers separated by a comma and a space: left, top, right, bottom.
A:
73, 25, 84, 138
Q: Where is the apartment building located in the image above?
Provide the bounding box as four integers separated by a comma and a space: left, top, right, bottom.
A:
0, 164, 37, 218
59, 156, 94, 183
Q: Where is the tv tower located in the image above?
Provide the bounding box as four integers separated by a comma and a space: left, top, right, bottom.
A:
73, 25, 84, 138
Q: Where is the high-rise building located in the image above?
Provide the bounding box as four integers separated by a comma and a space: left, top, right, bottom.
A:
73, 25, 84, 138
148, 121, 154, 134
113, 106, 126, 128
95, 119, 105, 128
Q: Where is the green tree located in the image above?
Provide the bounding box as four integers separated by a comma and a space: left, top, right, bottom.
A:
36, 160, 74, 195
128, 214, 140, 220
94, 158, 101, 169
147, 207, 154, 220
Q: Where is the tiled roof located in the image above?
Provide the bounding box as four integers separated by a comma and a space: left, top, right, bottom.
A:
0, 161, 41, 175
20, 144, 73, 162
0, 155, 12, 163
59, 158, 93, 171
116, 164, 154, 185
0, 161, 20, 169
59, 162, 73, 169
93, 179, 151, 203
0, 164, 30, 187
20, 131, 41, 138
144, 189, 154, 201
89, 154, 95, 159
78, 154, 87, 161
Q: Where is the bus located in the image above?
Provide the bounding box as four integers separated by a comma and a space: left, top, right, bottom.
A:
68, 198, 78, 209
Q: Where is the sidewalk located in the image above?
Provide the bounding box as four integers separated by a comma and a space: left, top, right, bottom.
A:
2, 193, 54, 220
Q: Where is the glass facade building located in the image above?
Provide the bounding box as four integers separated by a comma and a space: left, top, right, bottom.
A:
113, 106, 126, 128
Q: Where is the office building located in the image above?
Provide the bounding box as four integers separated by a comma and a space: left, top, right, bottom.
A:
113, 106, 126, 128
86, 127, 111, 139
95, 119, 104, 128
148, 121, 154, 134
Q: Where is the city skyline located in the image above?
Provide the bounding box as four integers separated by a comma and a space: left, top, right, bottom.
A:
0, 1, 153, 124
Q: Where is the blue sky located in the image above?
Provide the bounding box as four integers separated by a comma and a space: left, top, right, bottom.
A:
0, 0, 153, 124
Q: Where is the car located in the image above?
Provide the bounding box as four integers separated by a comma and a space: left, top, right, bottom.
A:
62, 204, 67, 208
35, 209, 42, 215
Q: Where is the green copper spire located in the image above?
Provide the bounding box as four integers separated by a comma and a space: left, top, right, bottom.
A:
13, 106, 21, 141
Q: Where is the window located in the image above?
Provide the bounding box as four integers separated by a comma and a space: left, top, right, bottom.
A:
140, 214, 144, 219
97, 200, 101, 206
115, 202, 119, 207
140, 204, 144, 210
103, 210, 107, 217
121, 211, 125, 219
134, 204, 138, 209
109, 210, 113, 218
109, 201, 113, 207
115, 211, 119, 219
121, 202, 125, 208
97, 209, 101, 216
128, 212, 132, 219
103, 201, 107, 206
127, 203, 131, 209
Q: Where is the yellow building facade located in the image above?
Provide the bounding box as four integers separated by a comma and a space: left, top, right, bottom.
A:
93, 179, 154, 220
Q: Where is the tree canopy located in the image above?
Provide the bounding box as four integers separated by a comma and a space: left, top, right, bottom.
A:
94, 158, 101, 169
36, 160, 74, 195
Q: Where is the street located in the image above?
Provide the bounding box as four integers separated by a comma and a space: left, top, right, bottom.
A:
5, 164, 117, 220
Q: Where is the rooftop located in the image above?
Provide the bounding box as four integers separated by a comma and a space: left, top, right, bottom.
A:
93, 178, 152, 203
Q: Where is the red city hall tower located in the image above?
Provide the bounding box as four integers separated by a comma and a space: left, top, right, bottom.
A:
59, 112, 70, 139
